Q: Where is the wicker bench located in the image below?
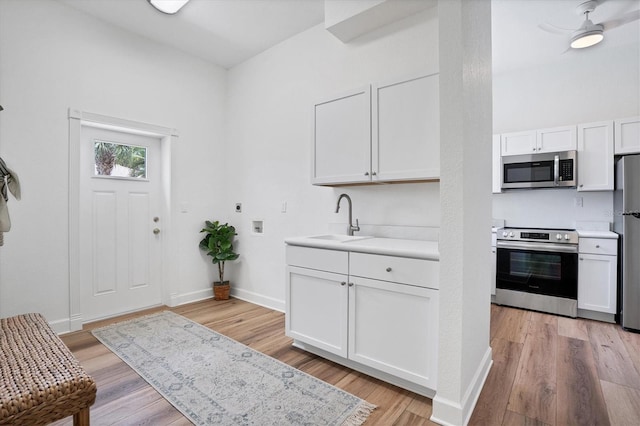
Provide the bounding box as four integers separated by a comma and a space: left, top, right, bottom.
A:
0, 313, 96, 425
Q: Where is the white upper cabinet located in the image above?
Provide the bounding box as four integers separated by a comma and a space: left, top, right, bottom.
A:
577, 121, 614, 191
372, 73, 440, 182
614, 116, 640, 155
492, 134, 501, 194
312, 73, 440, 186
312, 86, 371, 185
501, 126, 576, 156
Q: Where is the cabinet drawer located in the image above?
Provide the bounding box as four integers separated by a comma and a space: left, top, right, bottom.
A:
579, 238, 617, 256
350, 252, 438, 289
286, 246, 349, 274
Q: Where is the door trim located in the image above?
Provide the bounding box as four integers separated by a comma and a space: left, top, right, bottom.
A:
68, 108, 177, 331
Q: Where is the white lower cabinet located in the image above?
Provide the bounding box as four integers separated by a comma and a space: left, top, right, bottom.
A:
285, 245, 439, 393
578, 237, 618, 318
287, 266, 348, 357
349, 277, 438, 388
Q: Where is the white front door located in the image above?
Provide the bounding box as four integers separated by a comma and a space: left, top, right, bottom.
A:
79, 126, 162, 322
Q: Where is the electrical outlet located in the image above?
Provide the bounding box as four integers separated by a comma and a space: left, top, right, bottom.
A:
235, 203, 242, 213
281, 201, 287, 213
575, 197, 583, 207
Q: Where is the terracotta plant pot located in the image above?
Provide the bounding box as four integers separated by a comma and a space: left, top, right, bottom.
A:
213, 281, 230, 300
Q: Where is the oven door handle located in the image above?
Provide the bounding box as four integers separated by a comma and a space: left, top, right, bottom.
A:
554, 154, 559, 186
497, 241, 578, 254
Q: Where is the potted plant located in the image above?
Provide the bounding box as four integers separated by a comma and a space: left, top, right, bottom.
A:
199, 220, 239, 300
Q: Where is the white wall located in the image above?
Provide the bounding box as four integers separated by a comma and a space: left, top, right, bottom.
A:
0, 0, 227, 328
225, 8, 440, 310
493, 43, 640, 228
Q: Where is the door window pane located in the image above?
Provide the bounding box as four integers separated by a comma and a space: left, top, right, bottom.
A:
94, 140, 147, 179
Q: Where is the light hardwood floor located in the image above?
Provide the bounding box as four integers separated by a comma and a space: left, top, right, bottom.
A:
51, 299, 640, 425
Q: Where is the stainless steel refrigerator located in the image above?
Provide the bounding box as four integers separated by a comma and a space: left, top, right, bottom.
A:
614, 154, 640, 332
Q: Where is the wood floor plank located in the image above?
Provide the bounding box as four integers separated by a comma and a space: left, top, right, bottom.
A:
557, 316, 589, 341
600, 380, 640, 425
404, 395, 435, 419
494, 307, 531, 344
507, 322, 557, 425
617, 327, 640, 387
556, 336, 610, 425
392, 410, 433, 425
502, 410, 551, 426
334, 370, 380, 400
491, 303, 507, 341
470, 337, 523, 426
588, 321, 640, 388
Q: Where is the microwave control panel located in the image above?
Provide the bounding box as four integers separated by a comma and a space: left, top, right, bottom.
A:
559, 159, 573, 181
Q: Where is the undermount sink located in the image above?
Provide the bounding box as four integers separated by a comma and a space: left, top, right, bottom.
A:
308, 234, 373, 242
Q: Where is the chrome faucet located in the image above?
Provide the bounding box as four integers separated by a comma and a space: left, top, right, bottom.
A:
335, 193, 360, 236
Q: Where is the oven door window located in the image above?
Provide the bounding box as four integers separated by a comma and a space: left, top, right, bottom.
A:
503, 161, 554, 184
496, 248, 577, 299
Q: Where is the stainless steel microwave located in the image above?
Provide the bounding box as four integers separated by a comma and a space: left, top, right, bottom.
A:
501, 150, 576, 190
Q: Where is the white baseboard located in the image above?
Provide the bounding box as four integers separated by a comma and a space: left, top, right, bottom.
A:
170, 288, 214, 306
231, 287, 284, 312
50, 318, 73, 335
431, 346, 493, 425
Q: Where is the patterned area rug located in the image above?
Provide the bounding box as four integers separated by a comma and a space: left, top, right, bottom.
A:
92, 311, 375, 425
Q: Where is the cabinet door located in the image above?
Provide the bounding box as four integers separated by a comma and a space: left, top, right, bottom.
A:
348, 277, 438, 389
501, 131, 536, 156
312, 86, 371, 185
614, 116, 640, 155
577, 121, 614, 191
537, 126, 576, 153
578, 254, 616, 314
286, 266, 348, 357
492, 134, 502, 193
372, 73, 439, 182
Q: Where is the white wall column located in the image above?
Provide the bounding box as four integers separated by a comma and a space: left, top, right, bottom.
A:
432, 0, 493, 424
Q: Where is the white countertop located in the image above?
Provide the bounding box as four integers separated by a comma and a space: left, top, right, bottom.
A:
284, 235, 439, 260
576, 230, 619, 239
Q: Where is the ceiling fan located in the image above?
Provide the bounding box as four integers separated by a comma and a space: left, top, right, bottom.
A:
539, 0, 640, 49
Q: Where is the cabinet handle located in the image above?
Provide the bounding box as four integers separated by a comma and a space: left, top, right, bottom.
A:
580, 257, 584, 260
364, 172, 369, 176
580, 184, 584, 188
348, 282, 354, 287
340, 281, 346, 286
386, 267, 392, 272
532, 147, 536, 151
596, 245, 600, 248
372, 171, 377, 176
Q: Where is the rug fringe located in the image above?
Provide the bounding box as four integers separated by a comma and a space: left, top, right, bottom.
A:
342, 401, 377, 426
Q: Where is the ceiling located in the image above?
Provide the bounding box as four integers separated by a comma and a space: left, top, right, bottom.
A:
59, 0, 326, 69
59, 0, 640, 72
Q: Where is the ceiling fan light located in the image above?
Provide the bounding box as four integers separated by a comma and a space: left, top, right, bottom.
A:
148, 0, 190, 15
570, 29, 604, 49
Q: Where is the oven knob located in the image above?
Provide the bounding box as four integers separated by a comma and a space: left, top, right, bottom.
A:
556, 233, 562, 240
564, 234, 570, 240
502, 231, 508, 238
509, 231, 514, 237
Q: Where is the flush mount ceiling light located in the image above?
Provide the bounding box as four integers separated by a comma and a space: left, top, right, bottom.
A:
147, 0, 190, 15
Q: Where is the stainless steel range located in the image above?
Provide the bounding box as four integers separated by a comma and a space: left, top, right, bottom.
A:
496, 227, 579, 317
